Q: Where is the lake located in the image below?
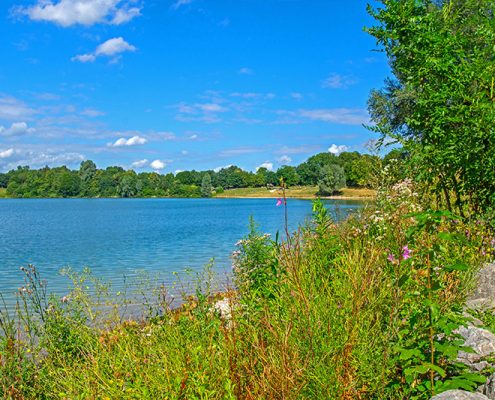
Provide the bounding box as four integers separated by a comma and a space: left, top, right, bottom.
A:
0, 198, 363, 307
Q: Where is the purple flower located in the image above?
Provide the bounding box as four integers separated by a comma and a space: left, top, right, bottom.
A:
387, 253, 396, 263
402, 246, 411, 260
276, 198, 283, 207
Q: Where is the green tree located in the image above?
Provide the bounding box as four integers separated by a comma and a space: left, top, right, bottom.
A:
117, 171, 138, 198
201, 174, 212, 198
0, 173, 8, 188
276, 166, 300, 187
367, 0, 495, 213
297, 152, 339, 185
317, 164, 346, 195
79, 160, 96, 183
217, 166, 248, 189
56, 170, 81, 197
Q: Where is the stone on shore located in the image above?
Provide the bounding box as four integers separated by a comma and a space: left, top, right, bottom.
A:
456, 326, 495, 371
430, 390, 489, 399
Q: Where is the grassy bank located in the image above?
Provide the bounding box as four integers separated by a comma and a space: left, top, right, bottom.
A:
0, 180, 492, 399
214, 185, 376, 199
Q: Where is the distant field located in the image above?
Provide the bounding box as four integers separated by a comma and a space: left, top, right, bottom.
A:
214, 186, 376, 199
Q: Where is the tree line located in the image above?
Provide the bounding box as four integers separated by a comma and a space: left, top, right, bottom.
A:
0, 150, 402, 198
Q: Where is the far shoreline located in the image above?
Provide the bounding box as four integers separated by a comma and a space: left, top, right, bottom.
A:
213, 186, 376, 200
0, 186, 376, 201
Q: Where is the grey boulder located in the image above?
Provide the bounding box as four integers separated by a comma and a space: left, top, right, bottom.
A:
430, 390, 489, 399
457, 326, 495, 370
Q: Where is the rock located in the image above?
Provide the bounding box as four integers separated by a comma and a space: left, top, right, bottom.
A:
457, 326, 495, 370
430, 390, 489, 399
467, 263, 495, 310
477, 373, 495, 399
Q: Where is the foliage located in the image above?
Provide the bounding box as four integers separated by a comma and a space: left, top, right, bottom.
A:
276, 165, 300, 187
200, 173, 212, 198
317, 163, 346, 195
0, 149, 390, 198
367, 0, 495, 215
232, 218, 280, 299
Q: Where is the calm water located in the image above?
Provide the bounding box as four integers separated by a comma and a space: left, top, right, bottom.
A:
0, 198, 363, 305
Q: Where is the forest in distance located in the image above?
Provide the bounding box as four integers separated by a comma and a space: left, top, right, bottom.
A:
0, 148, 403, 199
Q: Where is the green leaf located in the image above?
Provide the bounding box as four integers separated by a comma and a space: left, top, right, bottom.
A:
444, 263, 469, 272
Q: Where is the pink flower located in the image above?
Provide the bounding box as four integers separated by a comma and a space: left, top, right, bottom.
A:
276, 198, 283, 207
387, 253, 396, 263
402, 246, 411, 260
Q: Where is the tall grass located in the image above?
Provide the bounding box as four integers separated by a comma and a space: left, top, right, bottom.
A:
0, 179, 492, 399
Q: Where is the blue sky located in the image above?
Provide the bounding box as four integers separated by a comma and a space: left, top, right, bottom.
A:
0, 0, 389, 173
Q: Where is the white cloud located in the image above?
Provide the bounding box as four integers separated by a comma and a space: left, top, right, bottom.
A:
150, 159, 166, 170
181, 150, 189, 155
16, 0, 142, 27
111, 5, 141, 24
0, 122, 35, 136
298, 108, 369, 125
220, 147, 263, 157
322, 73, 357, 89
328, 144, 349, 155
130, 159, 148, 168
171, 0, 193, 10
0, 96, 36, 120
277, 155, 292, 164
290, 92, 303, 100
0, 149, 84, 171
189, 134, 198, 140
96, 37, 136, 56
175, 101, 227, 124
0, 149, 14, 159
196, 103, 226, 113
256, 162, 273, 172
110, 135, 147, 147
239, 67, 254, 75
72, 37, 136, 63
174, 169, 184, 174
71, 53, 96, 63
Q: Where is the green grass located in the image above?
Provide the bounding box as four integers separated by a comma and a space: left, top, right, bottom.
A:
0, 188, 8, 198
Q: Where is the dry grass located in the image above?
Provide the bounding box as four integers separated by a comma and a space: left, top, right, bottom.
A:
214, 186, 376, 199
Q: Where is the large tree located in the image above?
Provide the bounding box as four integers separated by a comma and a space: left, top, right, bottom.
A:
317, 164, 346, 196
367, 0, 495, 214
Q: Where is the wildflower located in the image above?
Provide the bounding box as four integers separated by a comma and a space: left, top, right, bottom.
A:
276, 198, 283, 207
61, 295, 69, 303
387, 253, 396, 263
402, 246, 411, 260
